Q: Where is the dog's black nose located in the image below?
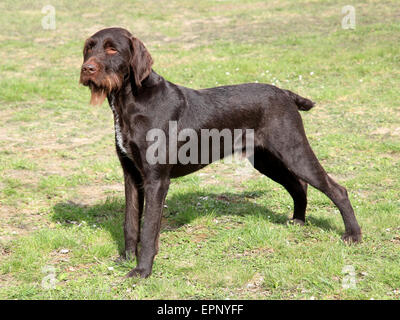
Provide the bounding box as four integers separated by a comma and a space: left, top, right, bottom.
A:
81, 63, 97, 74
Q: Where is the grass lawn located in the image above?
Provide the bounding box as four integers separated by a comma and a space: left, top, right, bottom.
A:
0, 0, 399, 299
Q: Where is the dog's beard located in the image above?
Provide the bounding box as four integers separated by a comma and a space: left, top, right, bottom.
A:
89, 83, 107, 106
82, 73, 122, 106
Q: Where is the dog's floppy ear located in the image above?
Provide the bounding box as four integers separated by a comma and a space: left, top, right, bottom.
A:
129, 37, 153, 88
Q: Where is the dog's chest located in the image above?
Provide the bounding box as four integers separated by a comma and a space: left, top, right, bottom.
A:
110, 100, 128, 155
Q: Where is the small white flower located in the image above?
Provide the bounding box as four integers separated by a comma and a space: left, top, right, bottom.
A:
225, 72, 230, 75
108, 267, 114, 271
299, 75, 302, 80
310, 72, 314, 76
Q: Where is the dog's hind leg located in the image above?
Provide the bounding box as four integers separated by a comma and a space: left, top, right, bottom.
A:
263, 110, 362, 242
252, 147, 308, 225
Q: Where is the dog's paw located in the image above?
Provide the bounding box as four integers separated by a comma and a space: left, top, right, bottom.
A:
288, 218, 305, 226
126, 267, 151, 279
342, 232, 362, 244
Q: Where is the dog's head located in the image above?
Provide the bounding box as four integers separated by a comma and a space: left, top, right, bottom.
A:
79, 27, 153, 106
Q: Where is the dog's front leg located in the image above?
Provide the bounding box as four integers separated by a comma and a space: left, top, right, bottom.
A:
118, 152, 144, 261
126, 178, 170, 278
123, 171, 144, 261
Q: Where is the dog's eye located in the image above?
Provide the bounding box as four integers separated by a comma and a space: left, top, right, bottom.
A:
105, 47, 118, 55
83, 46, 92, 55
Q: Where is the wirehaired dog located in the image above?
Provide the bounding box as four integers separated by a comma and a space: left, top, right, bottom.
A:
80, 27, 361, 278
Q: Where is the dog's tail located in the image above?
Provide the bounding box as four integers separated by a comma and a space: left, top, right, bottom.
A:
283, 89, 315, 111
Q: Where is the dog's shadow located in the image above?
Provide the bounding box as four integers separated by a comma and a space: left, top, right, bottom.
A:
52, 189, 340, 256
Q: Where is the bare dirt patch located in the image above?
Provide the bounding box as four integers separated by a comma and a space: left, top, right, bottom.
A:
371, 127, 400, 136
72, 184, 123, 206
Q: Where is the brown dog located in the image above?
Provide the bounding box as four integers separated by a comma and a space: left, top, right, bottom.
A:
80, 27, 361, 278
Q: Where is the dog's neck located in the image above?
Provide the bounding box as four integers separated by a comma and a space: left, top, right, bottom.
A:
107, 70, 165, 155
108, 70, 163, 110
108, 95, 127, 154
140, 69, 163, 88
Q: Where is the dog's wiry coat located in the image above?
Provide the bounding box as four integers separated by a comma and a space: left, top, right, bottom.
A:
80, 27, 362, 278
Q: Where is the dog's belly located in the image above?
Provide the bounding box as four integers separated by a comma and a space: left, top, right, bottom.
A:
169, 163, 210, 178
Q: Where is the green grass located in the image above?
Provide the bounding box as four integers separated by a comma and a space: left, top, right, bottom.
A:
0, 0, 399, 299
